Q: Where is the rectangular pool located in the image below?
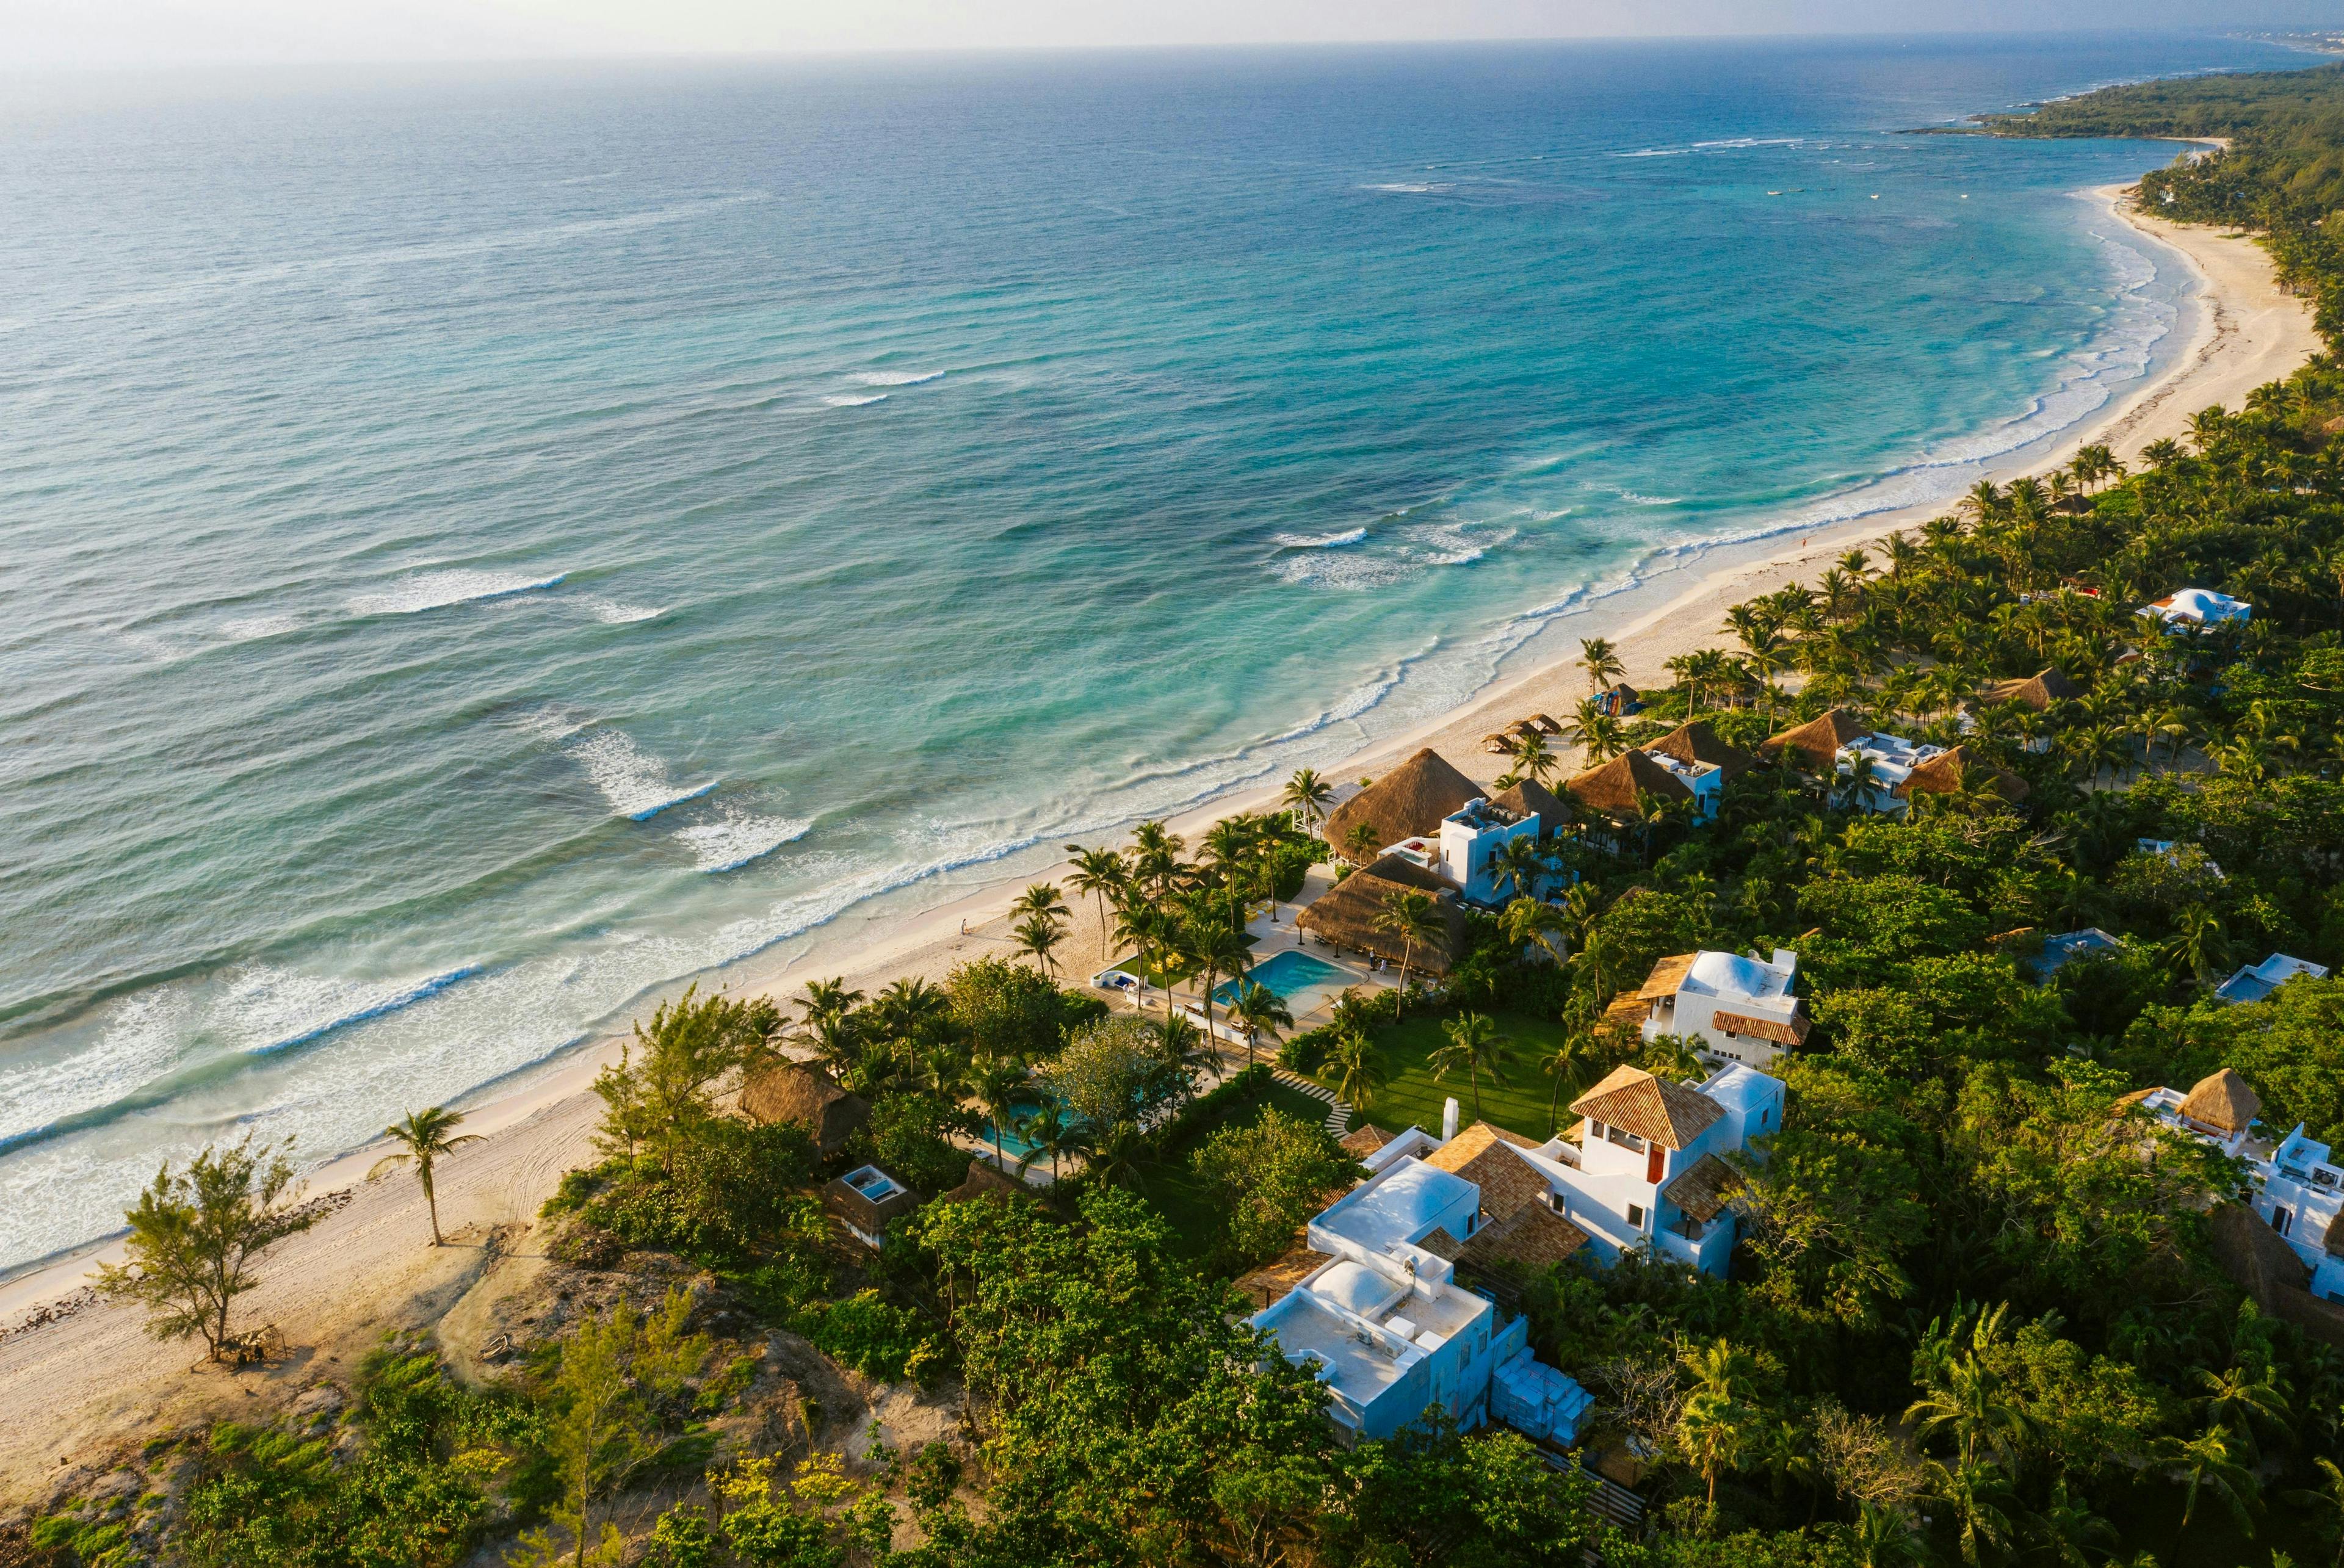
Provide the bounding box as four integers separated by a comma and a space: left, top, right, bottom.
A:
1215, 947, 1357, 1018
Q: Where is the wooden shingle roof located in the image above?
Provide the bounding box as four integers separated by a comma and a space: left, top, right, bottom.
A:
1339, 1124, 1394, 1158
1637, 953, 1699, 1000
1456, 1201, 1591, 1273
1423, 1123, 1550, 1222
1571, 1065, 1723, 1152
1662, 1152, 1743, 1224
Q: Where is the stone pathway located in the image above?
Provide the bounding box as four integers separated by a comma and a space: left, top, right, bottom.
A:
1272, 1068, 1353, 1138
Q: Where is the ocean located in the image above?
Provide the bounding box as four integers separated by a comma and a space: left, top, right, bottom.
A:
0, 32, 2310, 1271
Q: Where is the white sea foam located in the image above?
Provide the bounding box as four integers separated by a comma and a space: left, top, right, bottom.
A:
0, 990, 192, 1149
236, 963, 482, 1058
588, 599, 666, 624
1615, 490, 1684, 507
348, 570, 566, 617
822, 393, 888, 408
1272, 526, 1368, 549
1361, 182, 1453, 194
567, 729, 719, 820
673, 811, 814, 873
852, 370, 945, 386
220, 614, 304, 643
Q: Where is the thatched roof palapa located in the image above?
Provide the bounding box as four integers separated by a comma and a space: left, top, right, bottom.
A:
1760, 708, 1868, 775
1322, 748, 1481, 857
1529, 714, 1564, 735
1893, 745, 2031, 804
940, 1158, 1035, 1207
1646, 720, 1756, 781
1977, 667, 2082, 712
740, 1063, 870, 1155
1571, 1064, 1724, 1151
2181, 1068, 2262, 1134
1564, 750, 1693, 823
1293, 859, 1467, 974
1488, 778, 1572, 833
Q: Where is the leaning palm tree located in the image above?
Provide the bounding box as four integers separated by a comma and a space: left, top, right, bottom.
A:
1429, 1012, 1512, 1121
1373, 890, 1444, 1017
977, 1060, 1027, 1171
1065, 845, 1130, 961
1281, 768, 1334, 836
1190, 917, 1253, 1065
369, 1106, 483, 1246
1539, 1032, 1601, 1136
1579, 636, 1626, 696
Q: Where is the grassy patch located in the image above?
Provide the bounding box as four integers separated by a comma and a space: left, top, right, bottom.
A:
1134, 1080, 1333, 1263
1309, 1008, 1575, 1144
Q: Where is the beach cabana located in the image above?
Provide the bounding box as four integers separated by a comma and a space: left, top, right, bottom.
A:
1759, 708, 1869, 778
1320, 747, 1482, 859
1645, 720, 1755, 782
1528, 714, 1564, 735
1563, 749, 1693, 826
1293, 853, 1467, 974
1975, 667, 2081, 712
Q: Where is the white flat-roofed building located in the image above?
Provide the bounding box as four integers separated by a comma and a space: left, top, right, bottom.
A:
1384, 796, 1542, 907
2215, 953, 2329, 1006
1629, 949, 1808, 1069
2149, 588, 2250, 626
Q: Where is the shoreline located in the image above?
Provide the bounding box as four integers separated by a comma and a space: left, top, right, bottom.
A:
0, 176, 2320, 1490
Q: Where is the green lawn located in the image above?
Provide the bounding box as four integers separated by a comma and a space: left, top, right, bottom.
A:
1133, 1078, 1334, 1262
1309, 1008, 1577, 1144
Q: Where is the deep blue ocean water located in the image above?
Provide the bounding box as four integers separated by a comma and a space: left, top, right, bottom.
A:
0, 33, 2311, 1269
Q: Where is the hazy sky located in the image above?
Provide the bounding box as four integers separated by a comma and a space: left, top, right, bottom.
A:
9, 0, 2337, 70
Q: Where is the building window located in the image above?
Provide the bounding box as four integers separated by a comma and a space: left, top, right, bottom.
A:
1627, 1204, 1646, 1229
1587, 1120, 1606, 1140
2272, 1206, 2295, 1237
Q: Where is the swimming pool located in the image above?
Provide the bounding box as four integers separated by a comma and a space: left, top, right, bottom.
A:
1215, 947, 1357, 1017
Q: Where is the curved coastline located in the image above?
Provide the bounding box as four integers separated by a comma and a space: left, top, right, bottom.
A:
0, 175, 2320, 1467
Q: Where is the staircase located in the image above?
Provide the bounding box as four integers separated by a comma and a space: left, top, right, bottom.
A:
1271, 1068, 1354, 1137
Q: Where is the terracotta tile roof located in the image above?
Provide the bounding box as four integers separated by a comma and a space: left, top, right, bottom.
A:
739, 1063, 870, 1155
1892, 745, 2031, 803
1710, 1009, 1810, 1046
1566, 750, 1694, 822
1760, 708, 1868, 774
1423, 1124, 1552, 1222
1322, 748, 1482, 858
1600, 991, 1651, 1043
1339, 1124, 1394, 1158
1233, 1246, 1335, 1309
1637, 953, 1699, 1000
1662, 1153, 1743, 1223
1647, 720, 1755, 781
1570, 1065, 1724, 1152
1977, 667, 2082, 712
1456, 1202, 1590, 1273
2181, 1068, 2262, 1134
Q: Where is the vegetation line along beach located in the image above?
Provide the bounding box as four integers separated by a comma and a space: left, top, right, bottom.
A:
13, 51, 2344, 1568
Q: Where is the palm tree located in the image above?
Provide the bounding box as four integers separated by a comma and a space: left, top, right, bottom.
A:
2198, 1363, 2292, 1455
2172, 1423, 2260, 1533
1282, 768, 1334, 836
1834, 748, 1881, 812
1344, 820, 1383, 866
1502, 894, 1568, 963
1011, 881, 1069, 927
1539, 1031, 1601, 1136
1065, 846, 1130, 962
1013, 1099, 1080, 1182
1190, 917, 1252, 1065
1373, 890, 1444, 1016
1013, 911, 1066, 977
1201, 818, 1256, 930
1130, 820, 1187, 903
1579, 636, 1626, 696
368, 1106, 483, 1246
1328, 1025, 1386, 1111
1429, 1012, 1512, 1120
1492, 835, 1552, 904
1085, 1120, 1149, 1193
1501, 729, 1559, 787
1926, 1456, 2021, 1568
1679, 1386, 1752, 1508
2034, 1480, 2118, 1568
977, 1060, 1027, 1170
1906, 1354, 2027, 1468
2163, 905, 2230, 991
1229, 983, 1293, 1079
1154, 1015, 1218, 1104
1836, 1501, 1926, 1568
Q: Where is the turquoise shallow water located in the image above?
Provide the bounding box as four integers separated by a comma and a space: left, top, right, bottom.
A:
0, 34, 2309, 1270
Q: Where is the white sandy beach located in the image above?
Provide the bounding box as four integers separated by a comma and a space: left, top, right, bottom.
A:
0, 181, 2318, 1497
